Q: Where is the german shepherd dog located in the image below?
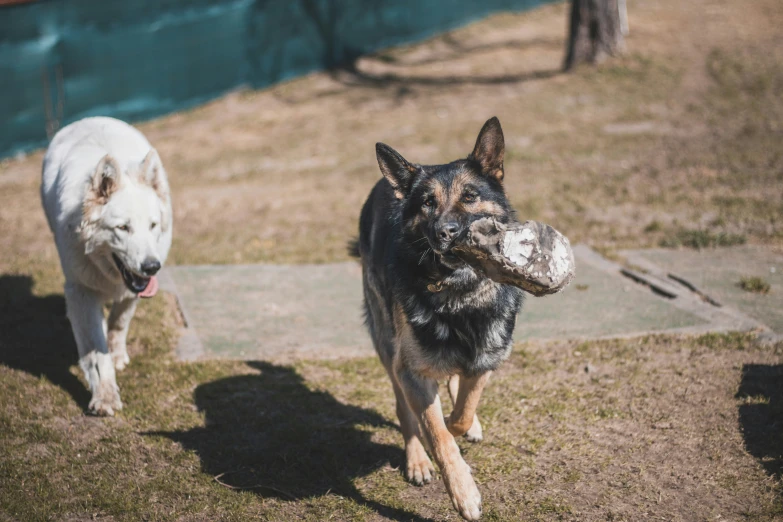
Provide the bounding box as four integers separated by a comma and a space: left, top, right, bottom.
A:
352, 117, 523, 520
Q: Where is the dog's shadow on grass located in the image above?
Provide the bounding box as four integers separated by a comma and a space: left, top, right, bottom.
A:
151, 361, 432, 522
0, 274, 90, 407
737, 363, 783, 481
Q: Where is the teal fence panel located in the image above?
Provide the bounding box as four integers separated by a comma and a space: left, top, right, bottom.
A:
0, 0, 556, 158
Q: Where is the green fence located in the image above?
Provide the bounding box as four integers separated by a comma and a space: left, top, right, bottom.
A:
0, 0, 555, 158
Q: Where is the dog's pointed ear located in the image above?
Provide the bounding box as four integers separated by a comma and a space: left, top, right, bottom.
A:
376, 143, 419, 199
139, 148, 170, 201
90, 154, 122, 200
82, 154, 121, 253
469, 117, 505, 181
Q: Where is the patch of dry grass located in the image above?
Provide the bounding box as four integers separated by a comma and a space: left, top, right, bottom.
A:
739, 276, 772, 294
2, 303, 782, 521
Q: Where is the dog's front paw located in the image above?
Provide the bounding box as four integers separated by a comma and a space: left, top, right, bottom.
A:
453, 487, 482, 521
113, 353, 130, 371
88, 382, 123, 417
406, 443, 436, 485
112, 350, 130, 371
464, 417, 483, 443
445, 462, 482, 521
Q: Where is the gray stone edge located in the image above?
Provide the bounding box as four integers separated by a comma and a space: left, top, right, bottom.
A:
157, 268, 205, 362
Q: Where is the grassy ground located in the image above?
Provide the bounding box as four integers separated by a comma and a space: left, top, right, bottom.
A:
1, 0, 782, 520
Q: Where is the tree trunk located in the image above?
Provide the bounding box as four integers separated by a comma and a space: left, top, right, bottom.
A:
563, 0, 625, 71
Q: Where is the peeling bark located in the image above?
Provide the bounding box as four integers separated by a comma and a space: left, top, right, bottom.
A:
563, 0, 625, 71
454, 218, 576, 297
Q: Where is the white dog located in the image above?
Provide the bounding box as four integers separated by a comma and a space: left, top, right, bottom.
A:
41, 117, 172, 416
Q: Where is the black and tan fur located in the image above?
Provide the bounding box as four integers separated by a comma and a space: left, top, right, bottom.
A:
351, 118, 523, 520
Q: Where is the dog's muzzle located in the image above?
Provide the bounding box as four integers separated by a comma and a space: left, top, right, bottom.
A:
112, 254, 152, 294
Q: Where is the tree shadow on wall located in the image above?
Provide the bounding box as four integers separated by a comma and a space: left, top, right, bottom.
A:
249, 0, 561, 103
149, 361, 433, 521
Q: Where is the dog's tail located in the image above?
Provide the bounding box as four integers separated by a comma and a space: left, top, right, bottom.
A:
347, 237, 361, 259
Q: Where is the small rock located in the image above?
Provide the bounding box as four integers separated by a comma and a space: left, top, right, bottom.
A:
652, 422, 673, 430
584, 363, 597, 374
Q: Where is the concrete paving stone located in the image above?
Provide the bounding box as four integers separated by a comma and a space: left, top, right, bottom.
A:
623, 245, 783, 333
517, 250, 705, 341
160, 245, 773, 361
160, 263, 367, 361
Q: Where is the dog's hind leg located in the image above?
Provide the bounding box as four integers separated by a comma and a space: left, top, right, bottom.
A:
375, 332, 436, 485
391, 375, 435, 485
364, 268, 436, 483
107, 298, 137, 371
447, 374, 489, 443
65, 282, 122, 416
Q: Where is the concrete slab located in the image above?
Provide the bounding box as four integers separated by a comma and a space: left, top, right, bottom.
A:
160, 263, 368, 361
160, 246, 774, 361
623, 246, 783, 333
517, 247, 707, 341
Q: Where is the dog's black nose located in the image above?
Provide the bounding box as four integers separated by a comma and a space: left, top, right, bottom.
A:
141, 258, 161, 276
438, 222, 460, 241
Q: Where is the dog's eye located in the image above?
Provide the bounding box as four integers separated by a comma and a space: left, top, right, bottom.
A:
150, 222, 158, 230
116, 224, 130, 232
462, 192, 478, 203
423, 196, 436, 209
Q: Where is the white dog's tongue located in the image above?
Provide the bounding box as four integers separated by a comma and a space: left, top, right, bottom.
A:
139, 276, 159, 298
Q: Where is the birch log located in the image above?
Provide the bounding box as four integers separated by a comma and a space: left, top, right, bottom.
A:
454, 218, 576, 296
